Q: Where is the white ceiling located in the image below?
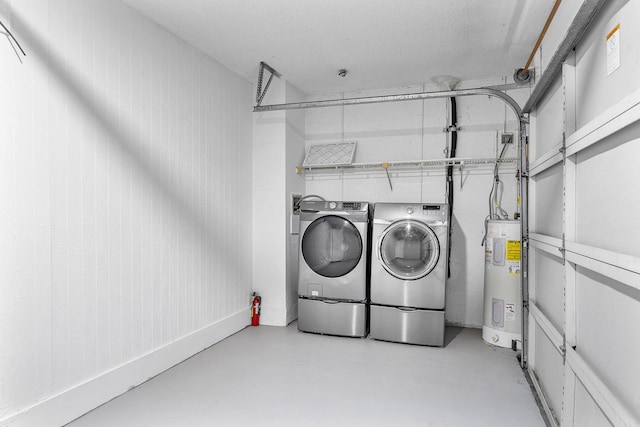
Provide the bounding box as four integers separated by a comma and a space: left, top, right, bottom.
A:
121, 0, 555, 95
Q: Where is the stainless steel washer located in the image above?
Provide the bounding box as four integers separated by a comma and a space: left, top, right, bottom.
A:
297, 200, 370, 337
370, 203, 449, 346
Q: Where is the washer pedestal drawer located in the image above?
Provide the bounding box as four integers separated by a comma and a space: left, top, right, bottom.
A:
297, 298, 368, 337
370, 305, 444, 346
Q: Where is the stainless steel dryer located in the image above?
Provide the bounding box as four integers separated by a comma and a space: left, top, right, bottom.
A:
370, 203, 449, 346
297, 200, 370, 337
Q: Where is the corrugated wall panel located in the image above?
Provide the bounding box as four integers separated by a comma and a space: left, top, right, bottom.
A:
0, 0, 253, 420
0, 0, 54, 414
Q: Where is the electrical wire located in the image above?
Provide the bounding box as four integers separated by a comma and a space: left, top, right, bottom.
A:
482, 139, 510, 245
0, 19, 26, 57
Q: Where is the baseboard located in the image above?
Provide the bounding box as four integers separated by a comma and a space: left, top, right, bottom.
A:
1, 310, 249, 427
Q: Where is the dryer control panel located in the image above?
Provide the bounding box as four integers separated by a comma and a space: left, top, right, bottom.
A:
421, 204, 448, 220
342, 202, 362, 210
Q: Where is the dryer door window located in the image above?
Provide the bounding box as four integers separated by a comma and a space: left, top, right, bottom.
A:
302, 215, 363, 278
378, 220, 440, 280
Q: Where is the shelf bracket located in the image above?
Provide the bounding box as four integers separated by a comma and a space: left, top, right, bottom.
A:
255, 61, 281, 106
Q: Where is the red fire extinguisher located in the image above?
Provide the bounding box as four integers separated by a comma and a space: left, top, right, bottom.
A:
251, 293, 261, 326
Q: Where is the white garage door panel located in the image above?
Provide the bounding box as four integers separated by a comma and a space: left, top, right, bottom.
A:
533, 325, 564, 424
575, 0, 640, 129
533, 76, 564, 159
532, 163, 563, 238
575, 126, 640, 258
574, 378, 614, 427
575, 266, 640, 421
532, 249, 564, 333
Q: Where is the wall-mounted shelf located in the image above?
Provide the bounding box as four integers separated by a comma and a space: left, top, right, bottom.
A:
296, 157, 518, 174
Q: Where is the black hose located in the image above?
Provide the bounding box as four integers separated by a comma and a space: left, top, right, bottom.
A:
447, 98, 457, 277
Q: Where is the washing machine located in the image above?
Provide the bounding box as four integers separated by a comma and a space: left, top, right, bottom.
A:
297, 200, 370, 337
370, 203, 449, 346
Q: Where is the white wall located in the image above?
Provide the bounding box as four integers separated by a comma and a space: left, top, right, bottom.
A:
284, 87, 306, 324
528, 0, 640, 425
0, 1, 253, 425
253, 78, 306, 326
304, 80, 529, 327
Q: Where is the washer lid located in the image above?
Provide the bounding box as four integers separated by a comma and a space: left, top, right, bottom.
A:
302, 215, 363, 278
378, 219, 440, 280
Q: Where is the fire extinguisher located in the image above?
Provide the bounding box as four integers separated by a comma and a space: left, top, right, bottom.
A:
251, 292, 261, 326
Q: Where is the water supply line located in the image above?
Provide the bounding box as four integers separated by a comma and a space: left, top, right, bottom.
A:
482, 140, 511, 246
0, 18, 27, 60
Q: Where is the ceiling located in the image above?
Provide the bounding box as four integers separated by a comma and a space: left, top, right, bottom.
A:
121, 0, 555, 96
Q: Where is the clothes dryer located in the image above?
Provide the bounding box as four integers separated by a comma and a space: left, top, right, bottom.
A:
370, 203, 449, 346
297, 200, 370, 337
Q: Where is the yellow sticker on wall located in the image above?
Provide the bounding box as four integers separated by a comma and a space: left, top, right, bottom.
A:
506, 240, 521, 261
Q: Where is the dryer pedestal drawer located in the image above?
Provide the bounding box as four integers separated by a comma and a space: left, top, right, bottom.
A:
370, 305, 444, 346
298, 298, 368, 337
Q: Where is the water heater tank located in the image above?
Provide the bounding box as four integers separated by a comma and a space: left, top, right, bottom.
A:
483, 219, 521, 348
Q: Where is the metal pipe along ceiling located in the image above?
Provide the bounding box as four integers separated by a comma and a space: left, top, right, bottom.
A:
253, 87, 526, 124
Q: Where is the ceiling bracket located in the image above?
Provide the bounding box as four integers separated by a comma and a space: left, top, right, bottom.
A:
255, 61, 281, 106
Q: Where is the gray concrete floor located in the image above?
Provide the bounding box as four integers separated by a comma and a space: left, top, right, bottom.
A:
67, 324, 546, 427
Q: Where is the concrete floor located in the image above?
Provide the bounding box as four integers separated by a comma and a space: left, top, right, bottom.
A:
67, 324, 546, 427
